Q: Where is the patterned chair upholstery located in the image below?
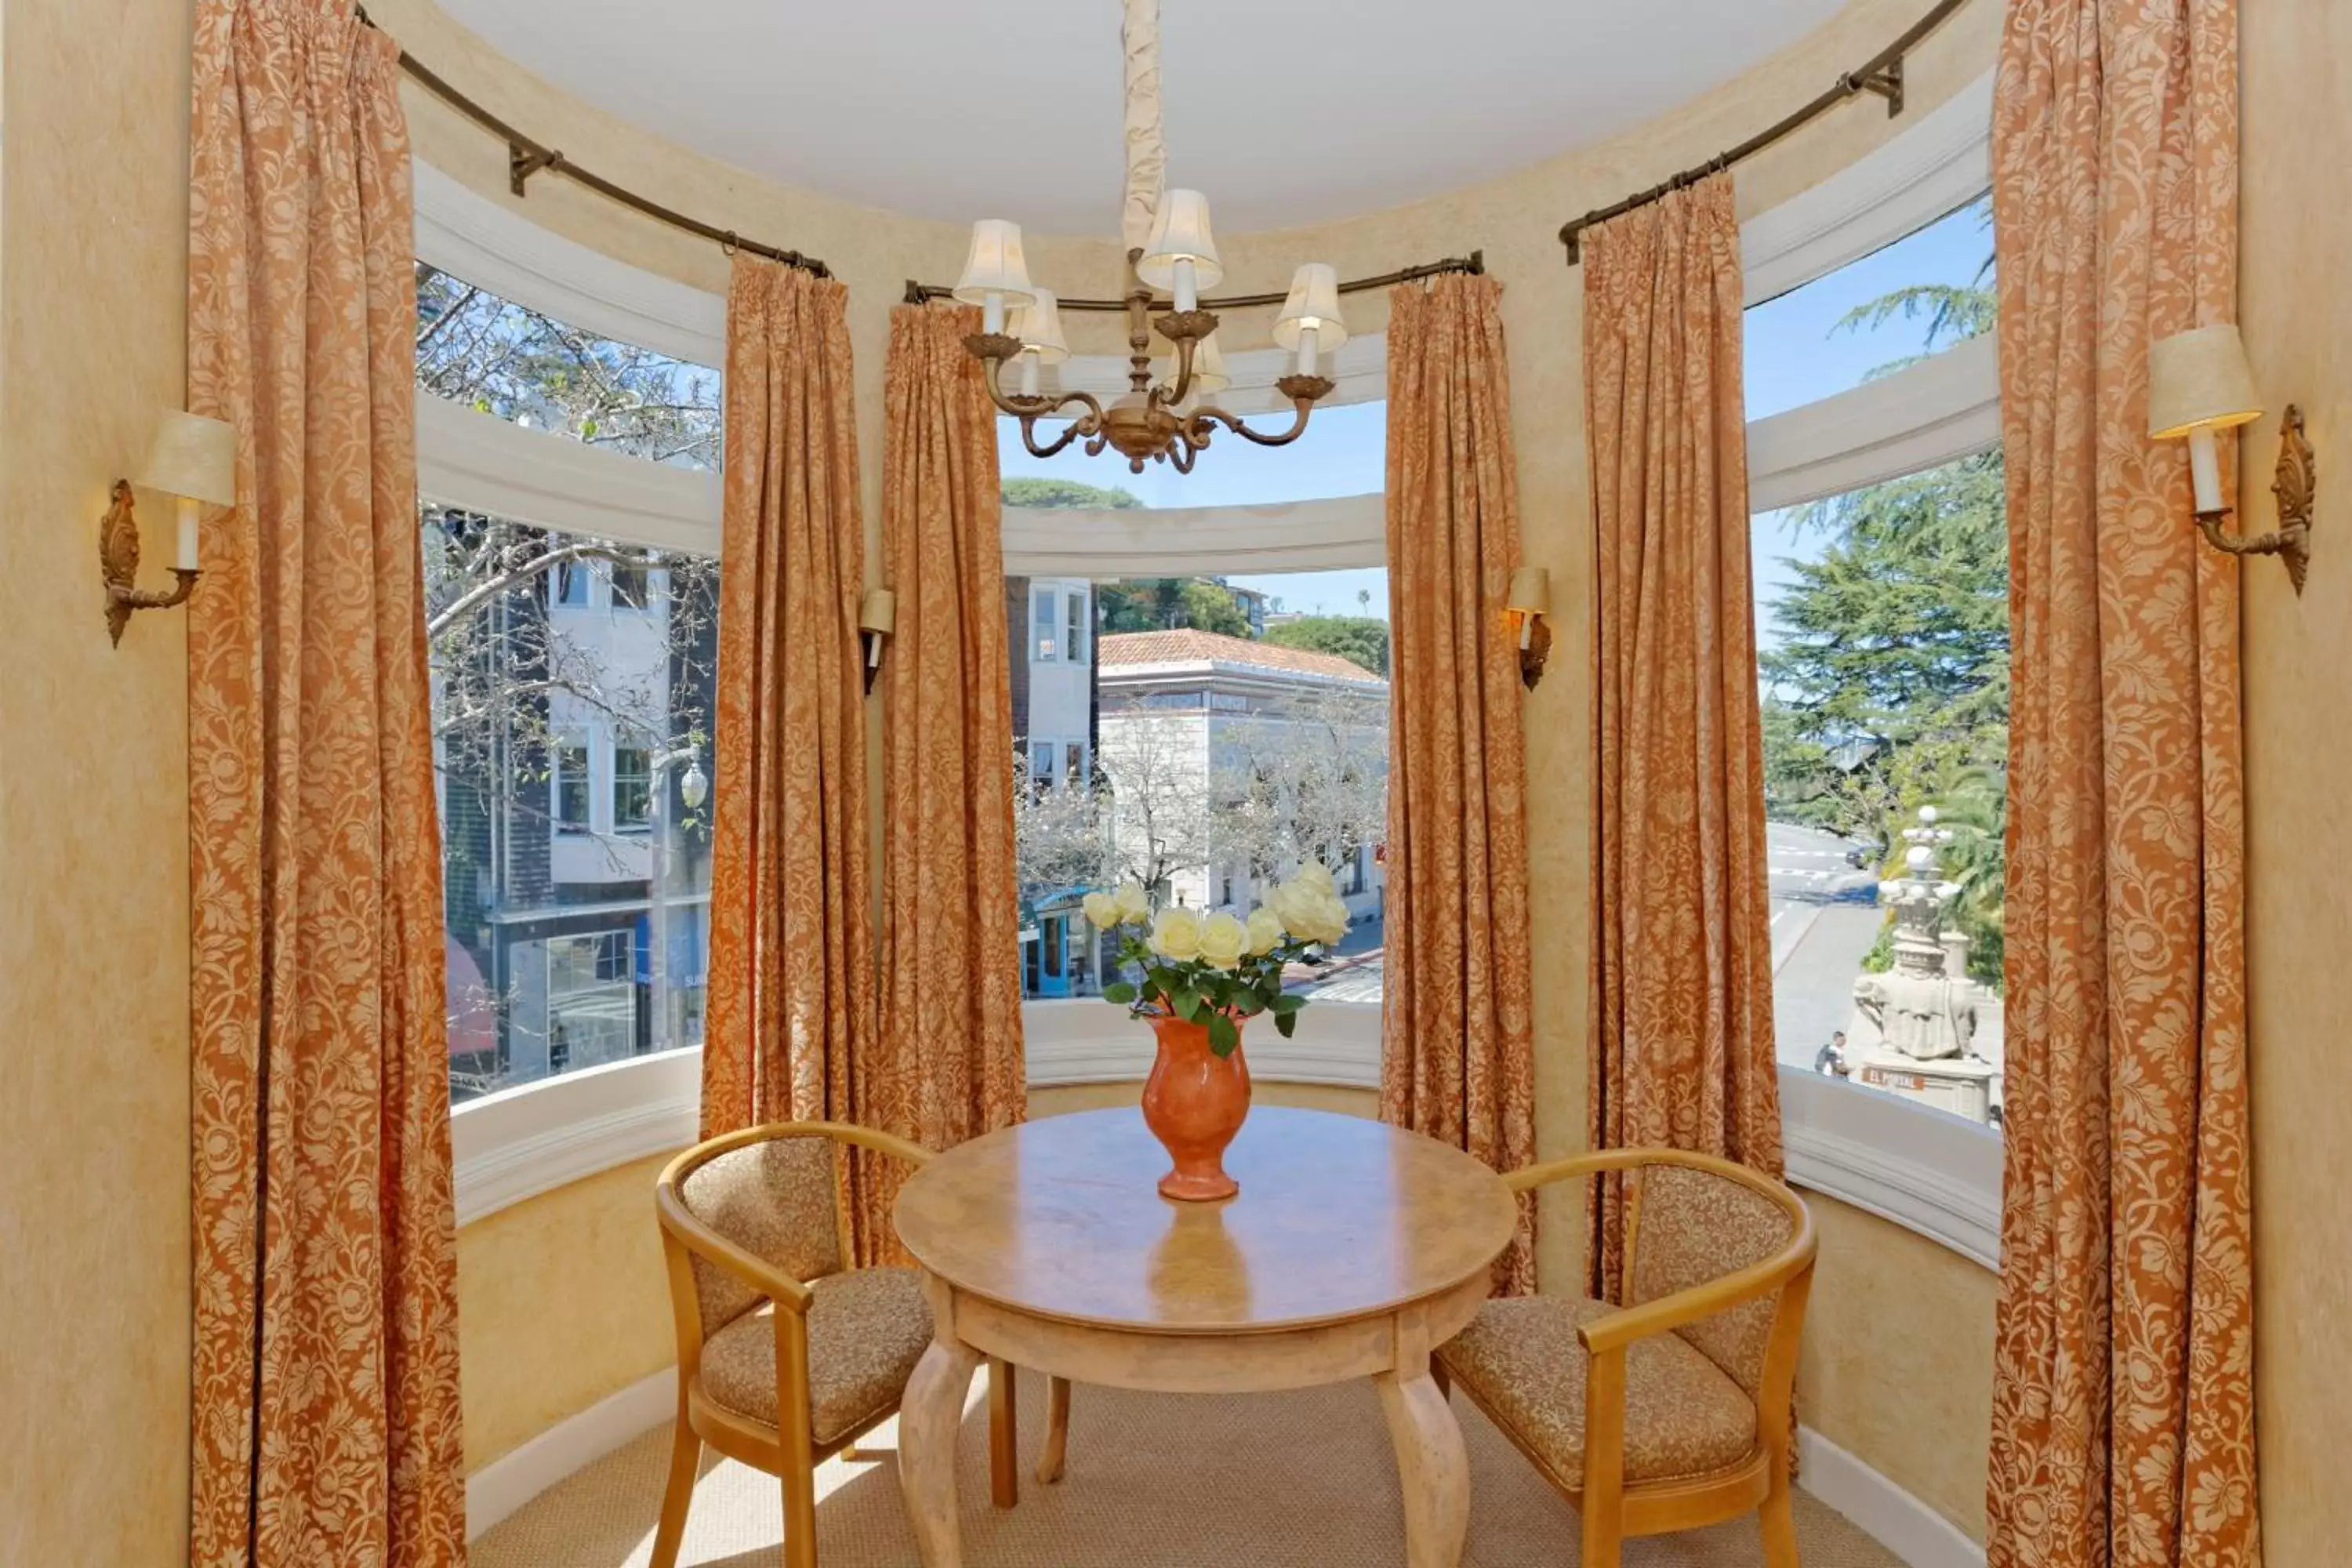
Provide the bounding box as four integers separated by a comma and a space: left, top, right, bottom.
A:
651, 1121, 1069, 1568
1435, 1150, 1815, 1568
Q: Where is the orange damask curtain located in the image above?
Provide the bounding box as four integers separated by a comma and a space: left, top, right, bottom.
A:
186, 2, 465, 1562
877, 303, 1027, 1173
1581, 175, 1780, 1301
704, 257, 890, 1247
1379, 272, 1539, 1295
1987, 1, 2259, 1563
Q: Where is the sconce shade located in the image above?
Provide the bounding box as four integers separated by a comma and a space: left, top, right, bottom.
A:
2149, 323, 2263, 439
139, 411, 237, 506
858, 587, 897, 636
1010, 288, 1071, 364
1505, 565, 1552, 616
1272, 263, 1348, 353
952, 220, 1036, 307
1136, 188, 1225, 293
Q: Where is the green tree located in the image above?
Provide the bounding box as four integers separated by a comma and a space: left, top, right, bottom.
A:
1001, 476, 1143, 510
1263, 615, 1389, 676
1097, 576, 1252, 637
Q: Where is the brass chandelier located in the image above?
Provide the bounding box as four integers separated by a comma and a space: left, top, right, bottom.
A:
947, 0, 1348, 474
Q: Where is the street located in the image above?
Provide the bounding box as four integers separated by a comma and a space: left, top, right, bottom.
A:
1766, 821, 1882, 1070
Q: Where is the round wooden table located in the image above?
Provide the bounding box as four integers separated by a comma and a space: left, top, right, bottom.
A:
892, 1105, 1517, 1567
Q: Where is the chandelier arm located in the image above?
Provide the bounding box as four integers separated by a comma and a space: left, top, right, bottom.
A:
1195, 397, 1316, 449
1018, 417, 1091, 461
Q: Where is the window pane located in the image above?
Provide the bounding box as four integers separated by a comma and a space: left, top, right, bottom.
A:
426, 506, 719, 1101
1065, 587, 1088, 664
1033, 588, 1058, 661
1743, 197, 1995, 422
1011, 567, 1390, 1005
1755, 448, 2008, 1131
416, 261, 722, 470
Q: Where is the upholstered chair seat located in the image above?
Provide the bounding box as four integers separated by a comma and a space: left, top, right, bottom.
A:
1436, 1149, 1816, 1568
699, 1266, 935, 1443
652, 1121, 1072, 1568
1440, 1294, 1758, 1484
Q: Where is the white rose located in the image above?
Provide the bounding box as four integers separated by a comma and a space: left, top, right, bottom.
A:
1310, 894, 1353, 946
1244, 907, 1284, 956
1082, 891, 1120, 931
1150, 908, 1202, 962
1267, 880, 1314, 940
1295, 861, 1338, 898
1197, 913, 1247, 969
1113, 881, 1152, 925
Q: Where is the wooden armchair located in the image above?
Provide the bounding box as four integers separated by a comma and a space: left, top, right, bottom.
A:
1434, 1148, 1816, 1568
652, 1121, 1069, 1568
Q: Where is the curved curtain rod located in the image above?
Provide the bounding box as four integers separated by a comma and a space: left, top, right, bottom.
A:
1556, 0, 1972, 263
354, 6, 832, 278
901, 252, 1485, 313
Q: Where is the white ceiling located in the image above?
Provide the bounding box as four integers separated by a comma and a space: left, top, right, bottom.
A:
436, 0, 1850, 235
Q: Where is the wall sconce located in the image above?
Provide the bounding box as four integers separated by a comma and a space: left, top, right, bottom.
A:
858, 587, 896, 695
1506, 566, 1552, 689
102, 410, 236, 645
2149, 323, 2314, 593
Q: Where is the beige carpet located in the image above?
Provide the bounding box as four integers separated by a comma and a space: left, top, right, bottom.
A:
475, 1371, 1899, 1567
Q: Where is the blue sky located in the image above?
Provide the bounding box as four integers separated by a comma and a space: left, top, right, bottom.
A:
996, 198, 1992, 634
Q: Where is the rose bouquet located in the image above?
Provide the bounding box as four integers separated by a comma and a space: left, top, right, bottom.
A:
1083, 863, 1354, 1058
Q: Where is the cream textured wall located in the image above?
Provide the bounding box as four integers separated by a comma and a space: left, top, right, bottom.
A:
358, 0, 2009, 1533
0, 0, 195, 1563
1798, 1196, 1997, 1541
459, 1153, 681, 1471
2239, 4, 2352, 1561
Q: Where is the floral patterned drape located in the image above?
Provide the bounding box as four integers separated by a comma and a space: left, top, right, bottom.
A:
1581, 174, 1781, 1303
1987, 0, 2259, 1563
875, 302, 1027, 1209
1379, 271, 1539, 1296
186, 2, 466, 1562
703, 256, 891, 1252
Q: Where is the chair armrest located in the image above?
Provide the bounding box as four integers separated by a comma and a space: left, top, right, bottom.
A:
818, 1122, 935, 1171
1575, 1235, 1815, 1355
655, 1185, 816, 1313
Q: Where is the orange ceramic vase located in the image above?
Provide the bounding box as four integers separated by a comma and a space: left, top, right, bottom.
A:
1139, 1012, 1253, 1201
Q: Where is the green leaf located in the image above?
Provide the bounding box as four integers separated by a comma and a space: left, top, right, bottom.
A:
1208, 1013, 1240, 1057
1275, 1011, 1298, 1040
1171, 988, 1201, 1022
1268, 993, 1306, 1014
1232, 992, 1266, 1018
1102, 982, 1138, 1006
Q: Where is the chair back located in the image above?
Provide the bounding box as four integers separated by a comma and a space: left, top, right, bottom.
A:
673, 1131, 844, 1335
1627, 1162, 1798, 1400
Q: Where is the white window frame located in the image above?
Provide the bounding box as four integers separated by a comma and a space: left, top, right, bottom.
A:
419, 92, 2005, 1265
550, 730, 595, 836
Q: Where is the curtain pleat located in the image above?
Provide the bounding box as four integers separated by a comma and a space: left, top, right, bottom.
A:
876, 303, 1028, 1199
1378, 272, 1539, 1296
186, 2, 466, 1562
1986, 1, 2259, 1563
1581, 175, 1781, 1303
703, 256, 890, 1254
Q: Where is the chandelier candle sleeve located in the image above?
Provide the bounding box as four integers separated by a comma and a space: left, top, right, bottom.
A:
954, 220, 1036, 336
1011, 288, 1070, 398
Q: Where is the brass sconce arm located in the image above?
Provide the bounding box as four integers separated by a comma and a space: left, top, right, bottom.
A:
2196, 405, 2316, 593
100, 480, 200, 647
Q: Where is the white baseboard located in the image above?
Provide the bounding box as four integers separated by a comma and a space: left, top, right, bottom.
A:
1798, 1425, 1984, 1568
466, 1369, 678, 1542
463, 1375, 1981, 1565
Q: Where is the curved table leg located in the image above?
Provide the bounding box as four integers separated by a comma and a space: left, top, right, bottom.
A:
899, 1337, 982, 1568
1376, 1369, 1472, 1568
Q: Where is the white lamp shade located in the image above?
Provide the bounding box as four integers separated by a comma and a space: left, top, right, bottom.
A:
139, 410, 236, 506
1136, 189, 1225, 294
1505, 566, 1552, 616
2149, 323, 2263, 438
952, 220, 1036, 308
1163, 330, 1230, 403
1010, 288, 1071, 365
1272, 263, 1348, 354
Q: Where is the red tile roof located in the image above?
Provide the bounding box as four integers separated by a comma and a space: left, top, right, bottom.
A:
1098, 629, 1385, 684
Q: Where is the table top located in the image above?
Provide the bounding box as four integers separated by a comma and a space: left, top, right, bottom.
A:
893, 1106, 1516, 1335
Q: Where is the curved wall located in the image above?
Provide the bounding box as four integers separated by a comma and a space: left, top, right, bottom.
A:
371, 0, 2005, 1544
